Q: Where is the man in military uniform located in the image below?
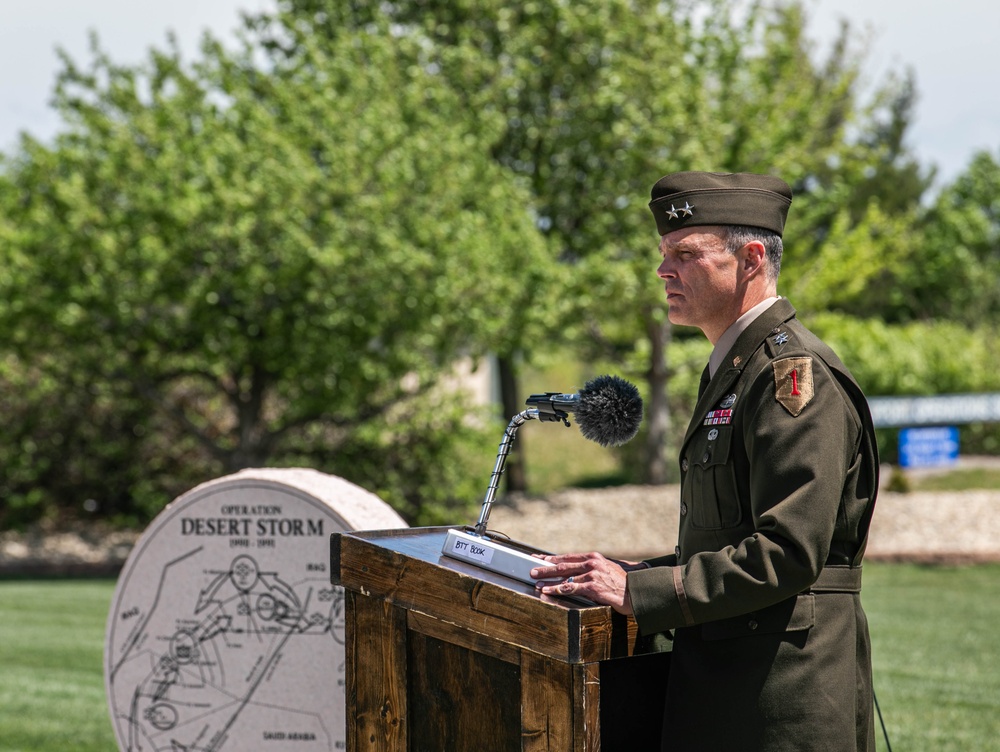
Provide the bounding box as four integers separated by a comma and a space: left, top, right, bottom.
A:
531, 171, 879, 751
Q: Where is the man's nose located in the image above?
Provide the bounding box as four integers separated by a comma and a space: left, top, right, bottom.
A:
656, 258, 674, 280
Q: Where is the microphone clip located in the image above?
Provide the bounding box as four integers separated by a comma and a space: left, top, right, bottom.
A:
524, 392, 572, 426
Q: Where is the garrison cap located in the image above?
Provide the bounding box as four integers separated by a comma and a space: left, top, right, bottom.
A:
648, 171, 792, 236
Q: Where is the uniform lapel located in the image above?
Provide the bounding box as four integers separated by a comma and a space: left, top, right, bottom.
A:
680, 299, 798, 454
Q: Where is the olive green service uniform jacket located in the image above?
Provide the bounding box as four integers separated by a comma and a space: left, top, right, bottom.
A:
627, 299, 879, 751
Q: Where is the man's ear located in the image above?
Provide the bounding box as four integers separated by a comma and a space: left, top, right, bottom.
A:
741, 240, 767, 277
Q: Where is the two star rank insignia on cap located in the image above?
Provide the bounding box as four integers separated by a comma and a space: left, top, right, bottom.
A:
665, 202, 695, 220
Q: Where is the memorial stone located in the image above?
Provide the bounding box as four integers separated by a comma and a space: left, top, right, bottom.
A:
105, 468, 406, 752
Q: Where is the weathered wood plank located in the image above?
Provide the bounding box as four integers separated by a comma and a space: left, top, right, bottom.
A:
575, 662, 602, 752
346, 592, 407, 752
408, 631, 521, 751
520, 651, 577, 751
334, 528, 631, 663
407, 610, 521, 666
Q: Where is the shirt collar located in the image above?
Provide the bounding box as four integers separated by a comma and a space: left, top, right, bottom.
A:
708, 296, 780, 378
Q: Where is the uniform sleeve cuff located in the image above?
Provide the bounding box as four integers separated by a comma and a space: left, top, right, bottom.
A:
627, 565, 693, 635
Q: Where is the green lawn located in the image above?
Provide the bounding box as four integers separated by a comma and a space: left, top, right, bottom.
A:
862, 563, 1000, 751
0, 579, 117, 752
1, 566, 999, 751
908, 466, 1000, 492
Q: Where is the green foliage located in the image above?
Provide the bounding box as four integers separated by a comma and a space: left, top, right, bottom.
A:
883, 467, 912, 494
788, 146, 1000, 328
912, 148, 1000, 324
1, 0, 996, 525
802, 313, 1000, 465
957, 423, 1000, 456
0, 354, 202, 528
0, 25, 550, 525
285, 393, 497, 526
277, 0, 937, 483
804, 313, 1000, 397
783, 203, 922, 320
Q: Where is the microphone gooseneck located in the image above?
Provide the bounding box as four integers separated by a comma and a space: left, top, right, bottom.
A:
472, 374, 643, 535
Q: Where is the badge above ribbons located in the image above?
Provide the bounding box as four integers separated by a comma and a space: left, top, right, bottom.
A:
773, 357, 814, 416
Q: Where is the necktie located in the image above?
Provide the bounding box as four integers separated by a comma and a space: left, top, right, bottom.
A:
698, 364, 711, 399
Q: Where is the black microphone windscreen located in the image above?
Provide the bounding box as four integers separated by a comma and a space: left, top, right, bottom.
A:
574, 375, 643, 447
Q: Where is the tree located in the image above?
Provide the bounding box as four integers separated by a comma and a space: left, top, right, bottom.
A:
912, 148, 1000, 324
790, 146, 1000, 328
841, 69, 935, 220
781, 202, 921, 321
275, 0, 930, 484
0, 27, 550, 525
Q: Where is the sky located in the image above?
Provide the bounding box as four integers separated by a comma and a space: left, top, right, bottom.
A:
1, 0, 998, 193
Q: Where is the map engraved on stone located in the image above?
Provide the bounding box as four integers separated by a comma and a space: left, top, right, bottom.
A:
105, 468, 406, 751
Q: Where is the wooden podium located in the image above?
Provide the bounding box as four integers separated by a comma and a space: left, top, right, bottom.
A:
331, 526, 669, 752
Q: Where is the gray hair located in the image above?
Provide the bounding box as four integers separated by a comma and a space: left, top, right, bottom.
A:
723, 225, 783, 281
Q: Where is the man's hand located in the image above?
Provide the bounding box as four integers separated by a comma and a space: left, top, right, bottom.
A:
530, 551, 634, 615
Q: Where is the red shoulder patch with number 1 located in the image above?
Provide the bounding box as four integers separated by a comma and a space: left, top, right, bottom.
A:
773, 357, 814, 416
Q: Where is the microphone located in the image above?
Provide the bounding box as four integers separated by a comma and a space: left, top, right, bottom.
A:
525, 374, 643, 447
443, 373, 644, 579
473, 374, 641, 537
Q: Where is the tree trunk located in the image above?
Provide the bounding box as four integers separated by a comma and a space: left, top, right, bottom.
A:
497, 353, 528, 493
228, 366, 269, 473
644, 314, 671, 485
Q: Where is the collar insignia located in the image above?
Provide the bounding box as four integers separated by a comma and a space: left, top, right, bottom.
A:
773, 331, 790, 346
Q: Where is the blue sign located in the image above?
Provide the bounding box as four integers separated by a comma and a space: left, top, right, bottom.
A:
898, 426, 959, 468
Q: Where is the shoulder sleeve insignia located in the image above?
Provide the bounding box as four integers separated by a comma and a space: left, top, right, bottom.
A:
773, 357, 814, 416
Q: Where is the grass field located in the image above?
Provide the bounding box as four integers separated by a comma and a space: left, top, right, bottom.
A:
908, 466, 1000, 492
1, 566, 999, 751
0, 579, 116, 752
863, 563, 1000, 751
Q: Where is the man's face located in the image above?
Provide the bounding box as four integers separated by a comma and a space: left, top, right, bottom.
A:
656, 226, 740, 340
